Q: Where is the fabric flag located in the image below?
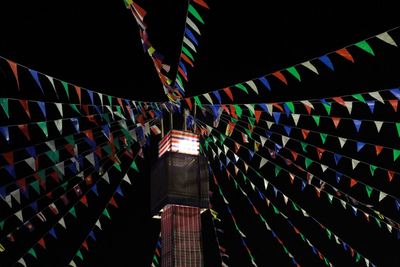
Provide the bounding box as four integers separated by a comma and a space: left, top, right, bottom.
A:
29, 69, 44, 94
319, 55, 334, 70
7, 60, 20, 89
355, 40, 374, 56
286, 66, 301, 81
0, 99, 10, 118
336, 48, 354, 62
0, 127, 9, 142
301, 61, 318, 74
376, 32, 397, 47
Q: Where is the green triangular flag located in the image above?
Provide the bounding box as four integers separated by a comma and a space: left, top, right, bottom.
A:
320, 133, 328, 144
113, 138, 121, 150
299, 233, 305, 241
182, 46, 194, 61
244, 128, 252, 139
233, 104, 243, 118
248, 117, 256, 128
393, 149, 400, 161
37, 122, 48, 137
219, 134, 226, 144
103, 144, 112, 155
274, 165, 282, 177
0, 220, 4, 230
38, 169, 46, 180
365, 185, 373, 198
285, 102, 295, 113
103, 208, 111, 219
324, 258, 329, 266
235, 84, 248, 94
0, 99, 9, 118
396, 123, 400, 138
374, 217, 381, 228
107, 95, 112, 105
188, 4, 204, 24
355, 40, 375, 56
130, 160, 139, 172
61, 182, 68, 191
193, 96, 203, 109
355, 252, 361, 262
61, 81, 69, 99
230, 117, 238, 123
28, 248, 37, 259
46, 151, 59, 163
300, 142, 307, 152
292, 202, 300, 212
305, 158, 312, 169
369, 164, 377, 176
352, 93, 366, 103
65, 135, 75, 145
153, 255, 159, 265
113, 162, 122, 172
322, 103, 331, 115
242, 173, 248, 184
69, 207, 77, 218
326, 228, 332, 239
272, 205, 280, 214
286, 66, 301, 81
70, 104, 81, 114
283, 246, 289, 255
233, 179, 239, 189
312, 115, 320, 126
76, 250, 83, 261
31, 181, 41, 194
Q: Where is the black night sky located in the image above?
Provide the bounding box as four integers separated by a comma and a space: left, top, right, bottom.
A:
0, 1, 399, 266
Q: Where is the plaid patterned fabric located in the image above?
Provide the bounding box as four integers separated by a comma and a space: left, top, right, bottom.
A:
161, 205, 203, 267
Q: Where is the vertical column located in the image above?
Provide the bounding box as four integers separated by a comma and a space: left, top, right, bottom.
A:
161, 205, 203, 267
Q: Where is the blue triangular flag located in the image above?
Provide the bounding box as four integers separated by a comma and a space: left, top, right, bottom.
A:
335, 172, 342, 184
319, 55, 334, 71
356, 142, 365, 152
92, 184, 98, 196
272, 112, 281, 124
301, 181, 306, 191
184, 28, 198, 45
311, 246, 317, 255
213, 91, 222, 104
353, 119, 362, 132
87, 90, 94, 104
284, 126, 292, 136
89, 230, 96, 241
367, 101, 375, 113
211, 105, 219, 119
273, 187, 278, 197
30, 201, 38, 212
0, 186, 6, 198
26, 146, 36, 157
0, 126, 9, 142
5, 164, 16, 178
38, 102, 46, 118
102, 125, 110, 138
49, 227, 57, 239
71, 118, 79, 132
259, 104, 269, 113
29, 69, 44, 93
116, 186, 124, 196
390, 88, 400, 100
396, 199, 400, 211
259, 77, 271, 91
95, 105, 102, 115
342, 242, 348, 251
334, 154, 342, 165
179, 61, 188, 75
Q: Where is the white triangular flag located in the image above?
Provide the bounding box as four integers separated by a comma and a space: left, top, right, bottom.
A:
11, 189, 20, 204
369, 92, 384, 104
234, 154, 239, 162
186, 17, 201, 35
378, 191, 387, 202
327, 194, 333, 203
387, 223, 392, 233
54, 119, 63, 133
206, 125, 213, 134
15, 210, 23, 221
123, 174, 132, 185
283, 195, 288, 204
25, 157, 36, 171
259, 136, 267, 146
266, 121, 273, 129
320, 164, 328, 173
18, 258, 27, 267
301, 209, 309, 217
95, 219, 102, 230
376, 32, 397, 47
4, 195, 12, 207
282, 136, 289, 146
46, 75, 56, 90
338, 137, 347, 148
334, 235, 340, 244
259, 157, 268, 168
339, 200, 347, 209
55, 103, 63, 117
351, 159, 360, 169
47, 140, 57, 151
69, 260, 77, 267
301, 61, 319, 74
223, 145, 229, 154
246, 81, 258, 94
59, 217, 66, 229
86, 152, 95, 166
374, 121, 383, 132
264, 179, 269, 190
266, 104, 273, 115
183, 36, 197, 52
203, 93, 213, 104
365, 258, 370, 267
291, 114, 300, 126
98, 93, 104, 107
344, 101, 353, 114
301, 100, 314, 110
217, 147, 222, 156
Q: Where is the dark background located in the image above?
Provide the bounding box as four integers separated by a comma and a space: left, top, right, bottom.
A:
0, 0, 399, 266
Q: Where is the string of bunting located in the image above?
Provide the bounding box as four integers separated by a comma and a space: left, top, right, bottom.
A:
184, 27, 399, 107
151, 233, 161, 267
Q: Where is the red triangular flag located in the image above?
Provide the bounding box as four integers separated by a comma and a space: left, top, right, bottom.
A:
84, 130, 94, 141
336, 48, 354, 62
388, 170, 394, 182
185, 98, 193, 111
290, 150, 298, 161
301, 129, 309, 139
229, 105, 238, 119
332, 117, 341, 128
109, 197, 119, 208
272, 103, 284, 112
82, 240, 89, 251
7, 60, 20, 90
18, 124, 30, 140
375, 145, 383, 156
16, 178, 26, 188
19, 100, 31, 118
3, 151, 14, 164
316, 147, 325, 160
388, 99, 398, 112
193, 0, 210, 9
350, 178, 357, 187
80, 195, 88, 207
223, 87, 234, 101
272, 71, 288, 85
181, 53, 194, 67
332, 96, 346, 107
254, 110, 262, 123
38, 238, 46, 249
82, 104, 89, 115
303, 102, 312, 114
74, 85, 82, 103
132, 1, 147, 20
